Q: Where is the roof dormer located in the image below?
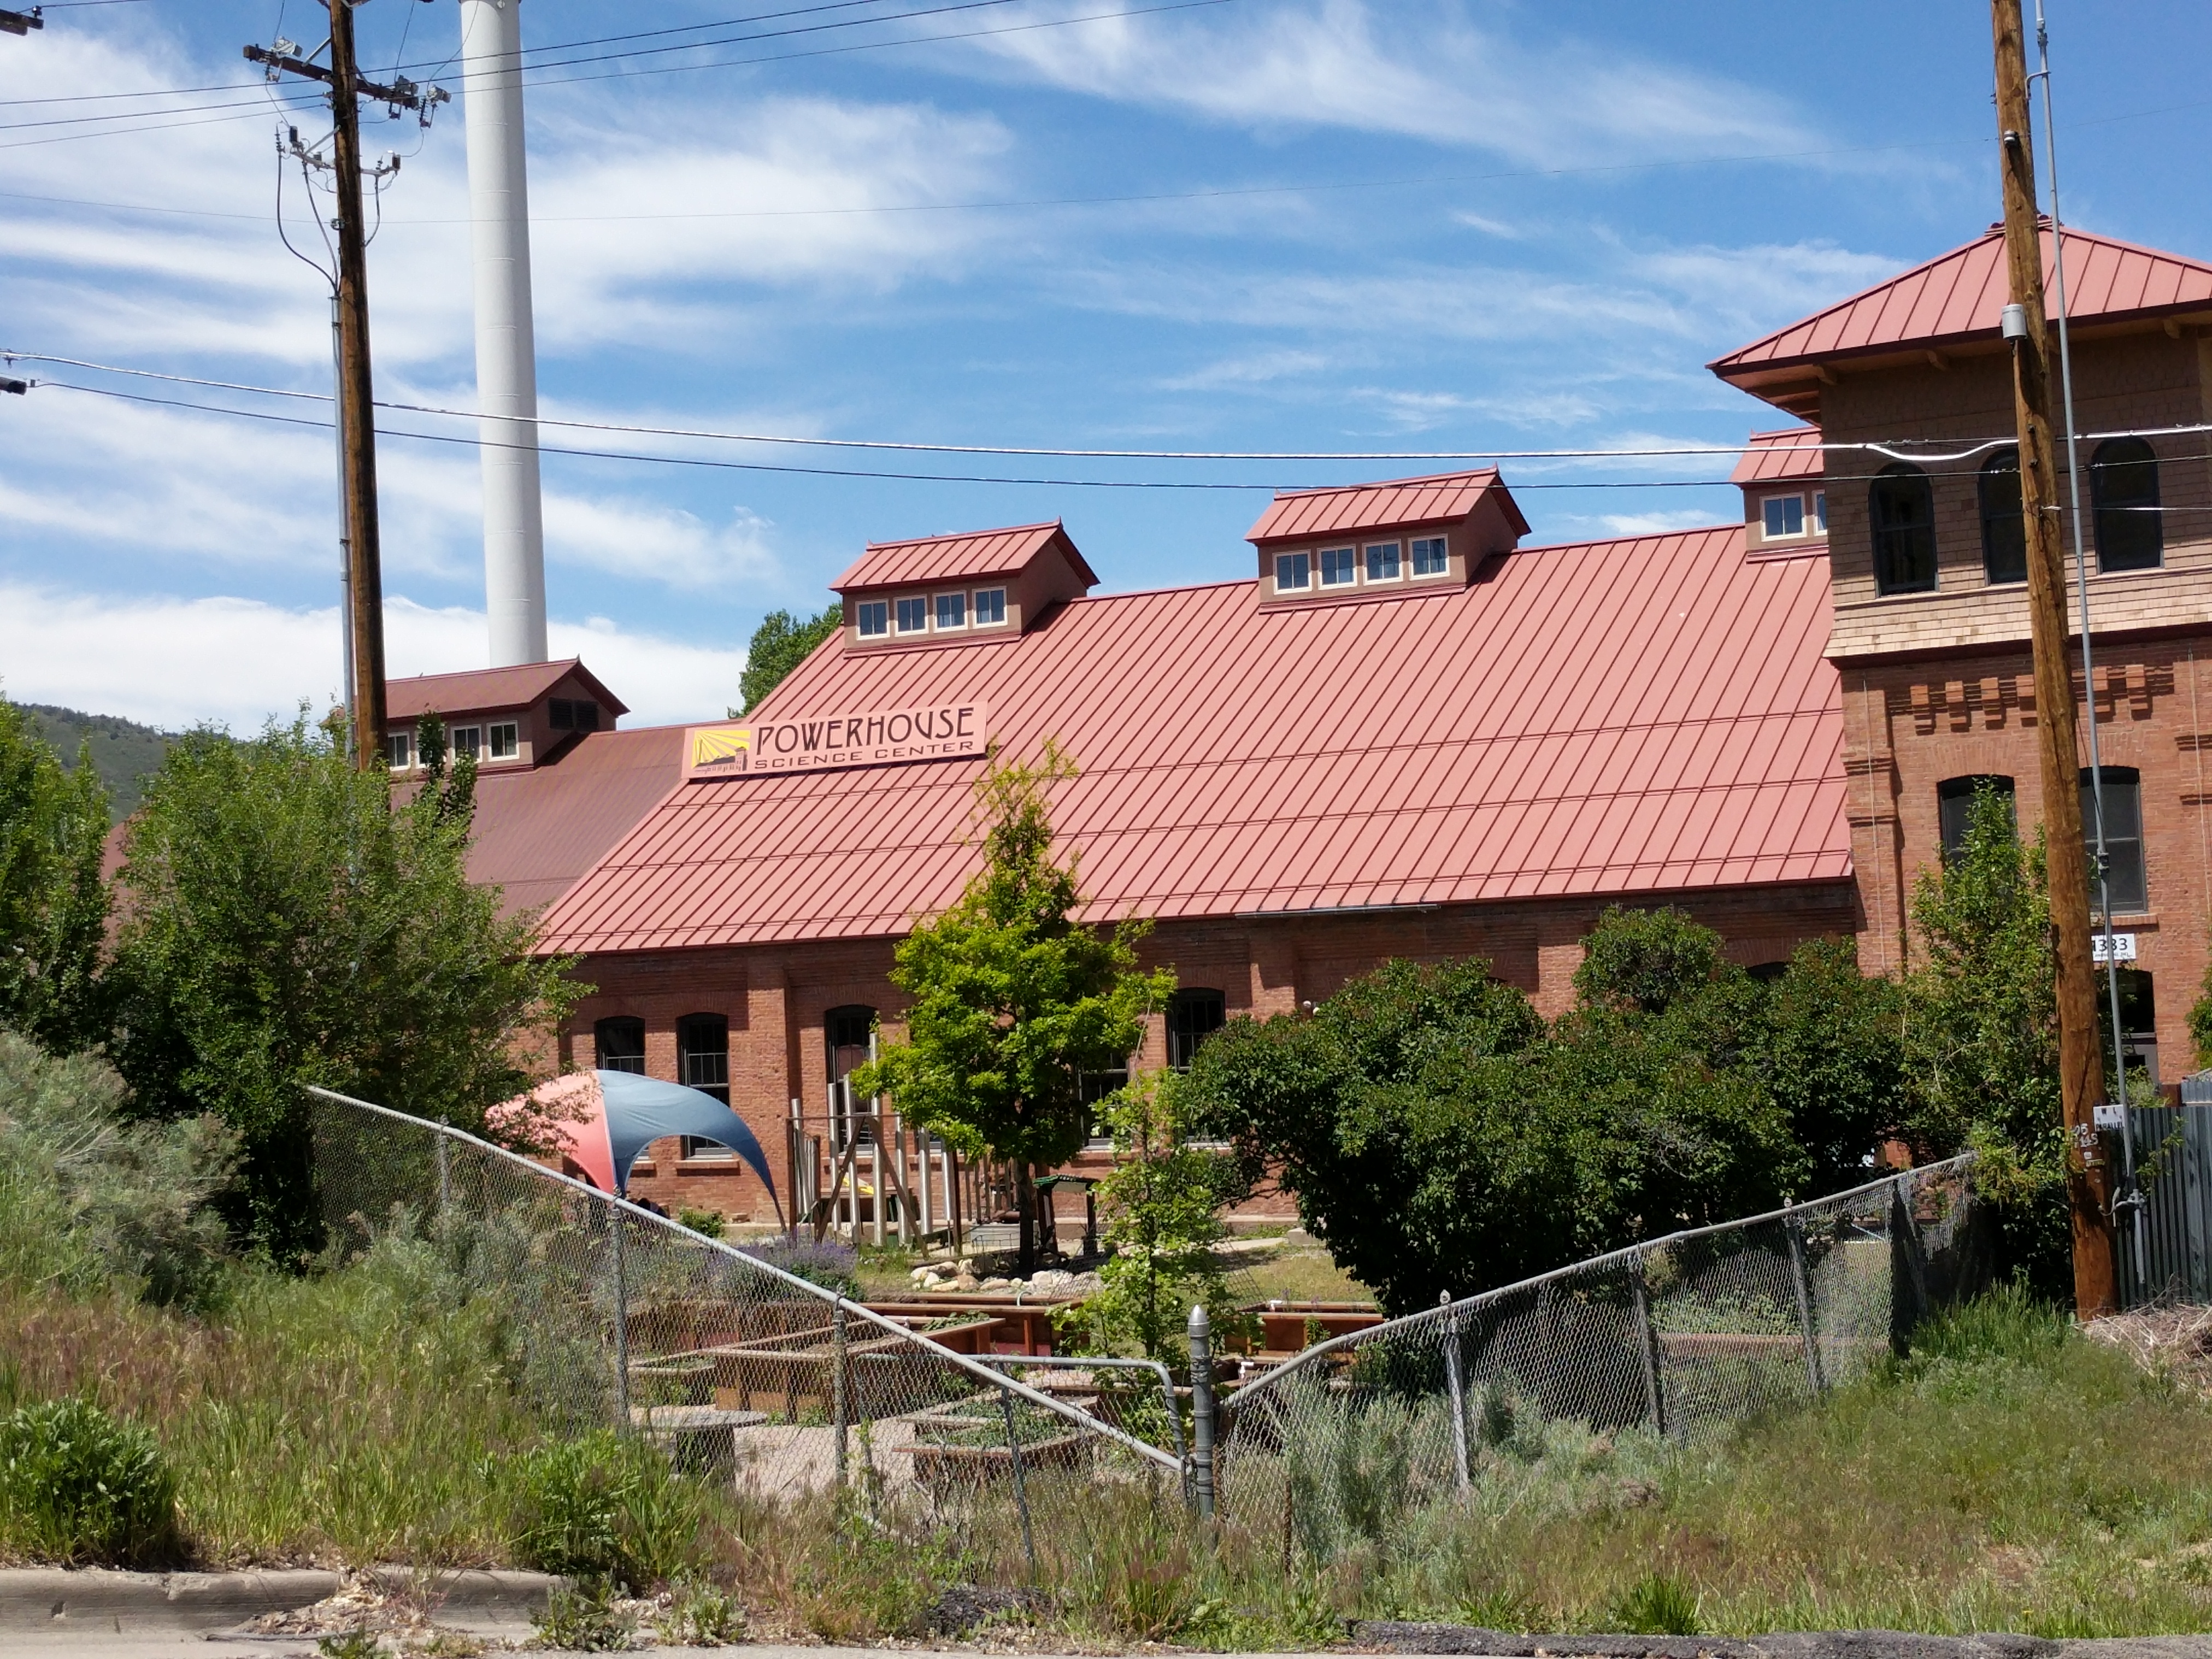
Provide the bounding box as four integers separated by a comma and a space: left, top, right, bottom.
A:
384, 658, 625, 774
1245, 470, 1528, 608
1731, 428, 1828, 558
834, 521, 1096, 650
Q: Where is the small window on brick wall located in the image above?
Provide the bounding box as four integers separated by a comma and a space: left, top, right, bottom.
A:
1938, 775, 2015, 864
2081, 766, 2147, 914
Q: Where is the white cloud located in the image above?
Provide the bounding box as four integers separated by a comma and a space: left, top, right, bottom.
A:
1157, 348, 1331, 391
1592, 509, 1729, 537
970, 0, 1821, 167
0, 586, 744, 732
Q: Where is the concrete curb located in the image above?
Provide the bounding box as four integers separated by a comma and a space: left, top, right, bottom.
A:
1349, 1626, 2212, 1659
0, 1566, 563, 1636
0, 1569, 343, 1635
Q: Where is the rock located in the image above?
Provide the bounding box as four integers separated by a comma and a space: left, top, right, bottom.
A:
980, 1276, 1012, 1290
948, 1274, 980, 1291
918, 1584, 1048, 1636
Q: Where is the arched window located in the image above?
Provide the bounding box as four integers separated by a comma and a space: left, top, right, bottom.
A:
675, 1014, 730, 1104
1869, 464, 1938, 595
2090, 438, 2162, 572
594, 1016, 645, 1075
1978, 448, 2027, 585
1937, 775, 2015, 864
2080, 766, 2146, 914
1167, 989, 1228, 1070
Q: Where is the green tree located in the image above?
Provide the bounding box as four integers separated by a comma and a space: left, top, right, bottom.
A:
853, 743, 1171, 1273
1060, 1073, 1245, 1363
0, 697, 111, 1054
108, 711, 584, 1258
736, 603, 842, 715
1761, 936, 1910, 1195
1180, 957, 1555, 1313
1902, 784, 2068, 1289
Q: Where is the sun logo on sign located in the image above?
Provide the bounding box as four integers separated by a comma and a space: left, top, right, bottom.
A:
689, 725, 751, 773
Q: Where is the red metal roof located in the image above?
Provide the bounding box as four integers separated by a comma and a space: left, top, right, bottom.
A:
1711, 224, 2212, 379
464, 724, 687, 916
1245, 469, 1531, 544
386, 659, 628, 722
833, 522, 1099, 591
539, 523, 1848, 955
1730, 428, 1826, 485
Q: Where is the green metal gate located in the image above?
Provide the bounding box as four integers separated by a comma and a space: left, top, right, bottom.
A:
2121, 1100, 2212, 1305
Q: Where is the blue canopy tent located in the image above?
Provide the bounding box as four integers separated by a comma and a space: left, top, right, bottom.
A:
553, 1069, 781, 1229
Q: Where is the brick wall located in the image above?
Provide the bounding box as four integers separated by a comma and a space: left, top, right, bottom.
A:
571, 881, 1861, 1226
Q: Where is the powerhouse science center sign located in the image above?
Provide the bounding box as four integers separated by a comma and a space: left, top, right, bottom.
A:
682, 699, 989, 781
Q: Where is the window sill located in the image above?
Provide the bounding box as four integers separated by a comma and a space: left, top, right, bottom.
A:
679, 1160, 740, 1174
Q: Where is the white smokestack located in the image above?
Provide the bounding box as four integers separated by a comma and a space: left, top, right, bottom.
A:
461, 0, 548, 667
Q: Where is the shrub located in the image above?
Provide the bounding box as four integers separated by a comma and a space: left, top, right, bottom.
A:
738, 1237, 859, 1301
0, 1032, 236, 1307
0, 1396, 178, 1564
675, 1205, 726, 1240
655, 1580, 742, 1646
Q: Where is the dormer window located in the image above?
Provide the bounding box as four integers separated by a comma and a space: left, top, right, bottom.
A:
974, 587, 1007, 626
1274, 552, 1311, 592
1319, 546, 1357, 587
857, 601, 889, 637
1410, 537, 1449, 577
1364, 541, 1401, 581
896, 597, 928, 634
549, 698, 600, 733
935, 592, 967, 630
837, 521, 1094, 649
452, 725, 482, 760
489, 722, 519, 761
388, 730, 414, 770
1762, 495, 1807, 539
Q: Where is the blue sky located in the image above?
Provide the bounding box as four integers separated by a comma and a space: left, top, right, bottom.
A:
4, 0, 2211, 730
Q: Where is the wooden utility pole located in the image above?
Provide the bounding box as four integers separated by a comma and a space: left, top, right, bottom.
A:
1990, 0, 2116, 1317
325, 0, 386, 773
248, 4, 444, 770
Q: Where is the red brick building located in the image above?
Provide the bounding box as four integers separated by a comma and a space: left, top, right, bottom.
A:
463, 222, 2212, 1228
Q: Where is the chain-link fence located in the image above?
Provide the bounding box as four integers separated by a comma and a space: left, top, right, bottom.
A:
305, 1088, 1187, 1564
1214, 1156, 1986, 1555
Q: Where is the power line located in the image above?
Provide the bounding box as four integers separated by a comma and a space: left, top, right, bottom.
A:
25, 375, 2212, 502
20, 349, 2205, 466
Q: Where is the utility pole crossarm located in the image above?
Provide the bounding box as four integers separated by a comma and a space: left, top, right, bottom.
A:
245, 43, 449, 113
0, 8, 44, 37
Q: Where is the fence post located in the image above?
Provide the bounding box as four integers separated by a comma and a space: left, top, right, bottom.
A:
998, 1381, 1038, 1575
1629, 1254, 1665, 1438
1784, 1218, 1826, 1396
1187, 1304, 1216, 1521
831, 1301, 849, 1492
609, 1209, 633, 1430
1889, 1174, 1928, 1356
1440, 1290, 1471, 1497
433, 1131, 451, 1233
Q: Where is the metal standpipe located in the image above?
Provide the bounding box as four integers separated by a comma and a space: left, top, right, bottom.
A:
608, 1212, 632, 1429
1440, 1290, 1472, 1496
831, 1302, 850, 1492
1186, 1304, 1216, 1521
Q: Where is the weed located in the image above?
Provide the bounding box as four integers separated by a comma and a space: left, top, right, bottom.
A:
0, 1395, 178, 1566
1608, 1572, 1701, 1635
673, 1207, 725, 1241
655, 1579, 743, 1646
315, 1633, 385, 1659
509, 1431, 704, 1591
532, 1578, 636, 1652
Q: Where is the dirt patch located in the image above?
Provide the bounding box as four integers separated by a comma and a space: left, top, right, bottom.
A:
2082, 1301, 2212, 1397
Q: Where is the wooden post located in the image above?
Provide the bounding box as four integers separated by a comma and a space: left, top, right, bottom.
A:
1990, 0, 2117, 1318
869, 1121, 885, 1247
918, 1129, 935, 1240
